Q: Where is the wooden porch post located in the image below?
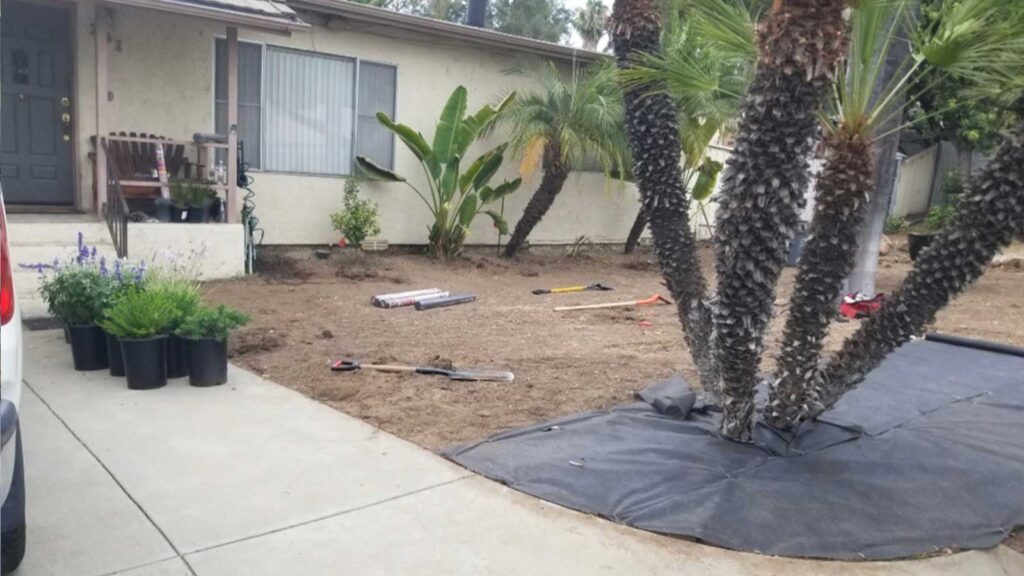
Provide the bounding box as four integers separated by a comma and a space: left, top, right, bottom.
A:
94, 4, 110, 216
226, 26, 239, 223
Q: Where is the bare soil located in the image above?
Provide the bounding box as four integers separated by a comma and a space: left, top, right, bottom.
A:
205, 239, 1024, 553
204, 238, 1024, 452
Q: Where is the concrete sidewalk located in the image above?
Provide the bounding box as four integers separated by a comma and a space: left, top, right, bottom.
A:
16, 330, 1024, 576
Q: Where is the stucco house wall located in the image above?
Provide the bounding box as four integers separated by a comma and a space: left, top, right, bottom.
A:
69, 1, 649, 247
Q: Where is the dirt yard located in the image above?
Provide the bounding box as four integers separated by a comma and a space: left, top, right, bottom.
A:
203, 237, 1024, 452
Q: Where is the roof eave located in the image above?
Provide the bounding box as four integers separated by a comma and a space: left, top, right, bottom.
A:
105, 0, 310, 34
291, 0, 604, 63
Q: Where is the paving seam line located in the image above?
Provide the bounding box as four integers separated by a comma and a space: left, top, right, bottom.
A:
24, 381, 200, 576
181, 474, 475, 557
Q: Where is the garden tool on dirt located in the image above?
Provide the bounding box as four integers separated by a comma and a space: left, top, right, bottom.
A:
532, 283, 614, 295
554, 293, 672, 312
330, 360, 514, 382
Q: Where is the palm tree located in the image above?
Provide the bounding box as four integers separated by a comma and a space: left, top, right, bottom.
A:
704, 0, 848, 442
609, 0, 720, 396
620, 3, 756, 253
497, 62, 629, 258
779, 0, 1024, 425
575, 0, 609, 51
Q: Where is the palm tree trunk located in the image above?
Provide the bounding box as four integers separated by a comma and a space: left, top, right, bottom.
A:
804, 116, 1024, 421
623, 208, 646, 254
765, 131, 873, 429
711, 0, 848, 442
504, 144, 569, 258
610, 0, 719, 397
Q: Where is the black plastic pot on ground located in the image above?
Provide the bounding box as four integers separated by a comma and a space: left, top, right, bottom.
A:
121, 336, 168, 390
908, 232, 936, 261
166, 335, 189, 379
105, 330, 126, 377
184, 338, 228, 387
69, 325, 108, 371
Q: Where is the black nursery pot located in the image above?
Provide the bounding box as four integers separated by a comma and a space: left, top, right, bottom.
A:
907, 232, 936, 261
105, 330, 125, 377
184, 338, 228, 387
186, 205, 209, 223
120, 336, 168, 390
69, 324, 109, 371
169, 205, 188, 223
166, 335, 189, 379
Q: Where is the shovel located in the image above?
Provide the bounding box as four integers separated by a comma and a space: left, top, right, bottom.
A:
331, 360, 514, 382
533, 283, 613, 295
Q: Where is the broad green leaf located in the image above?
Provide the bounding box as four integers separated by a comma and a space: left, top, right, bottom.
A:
439, 156, 460, 202
692, 158, 723, 201
457, 193, 478, 227
494, 90, 516, 114
484, 210, 509, 235
485, 178, 522, 203
432, 86, 468, 166
459, 155, 486, 194
355, 156, 406, 182
478, 185, 494, 204
471, 145, 508, 191
376, 112, 431, 160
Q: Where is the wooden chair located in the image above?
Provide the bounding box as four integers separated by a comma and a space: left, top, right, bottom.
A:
102, 132, 192, 198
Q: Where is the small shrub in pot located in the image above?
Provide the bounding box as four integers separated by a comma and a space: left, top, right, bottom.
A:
175, 305, 250, 387
101, 289, 177, 390
37, 237, 116, 370
103, 260, 148, 377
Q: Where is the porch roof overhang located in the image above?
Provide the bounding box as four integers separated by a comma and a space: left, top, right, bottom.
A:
101, 0, 310, 33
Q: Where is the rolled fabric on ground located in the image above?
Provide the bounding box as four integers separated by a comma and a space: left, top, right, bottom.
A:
415, 293, 477, 311
372, 288, 445, 308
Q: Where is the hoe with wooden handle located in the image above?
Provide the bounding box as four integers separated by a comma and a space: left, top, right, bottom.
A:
553, 293, 671, 312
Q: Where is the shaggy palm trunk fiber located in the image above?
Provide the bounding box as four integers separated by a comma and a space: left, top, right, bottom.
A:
504, 144, 570, 258
804, 117, 1024, 421
610, 0, 719, 395
624, 208, 647, 254
765, 130, 873, 430
712, 0, 847, 442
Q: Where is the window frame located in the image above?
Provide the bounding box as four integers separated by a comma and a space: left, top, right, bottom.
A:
211, 37, 398, 177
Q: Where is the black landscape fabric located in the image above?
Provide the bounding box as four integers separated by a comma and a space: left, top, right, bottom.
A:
444, 336, 1024, 559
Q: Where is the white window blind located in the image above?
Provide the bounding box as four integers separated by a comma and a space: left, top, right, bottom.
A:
263, 47, 355, 175
356, 62, 397, 170
214, 43, 396, 175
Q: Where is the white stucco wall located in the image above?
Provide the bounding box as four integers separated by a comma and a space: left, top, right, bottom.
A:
69, 2, 651, 246
128, 223, 245, 279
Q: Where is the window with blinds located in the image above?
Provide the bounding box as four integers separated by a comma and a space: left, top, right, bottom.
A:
214, 42, 397, 176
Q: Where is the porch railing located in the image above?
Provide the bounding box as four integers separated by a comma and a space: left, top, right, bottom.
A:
101, 139, 130, 259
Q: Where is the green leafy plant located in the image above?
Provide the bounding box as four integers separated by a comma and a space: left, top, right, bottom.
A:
924, 203, 957, 231
330, 178, 382, 248
170, 179, 217, 208
884, 216, 907, 234
175, 305, 250, 341
356, 86, 522, 259
100, 288, 179, 339
40, 265, 115, 326
146, 280, 201, 332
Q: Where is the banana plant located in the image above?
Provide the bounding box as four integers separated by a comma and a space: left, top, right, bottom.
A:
356, 86, 522, 258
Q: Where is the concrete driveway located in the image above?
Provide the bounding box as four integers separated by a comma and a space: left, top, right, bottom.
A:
16, 330, 1024, 575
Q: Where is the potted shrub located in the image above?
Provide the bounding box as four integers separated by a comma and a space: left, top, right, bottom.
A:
38, 249, 115, 371
167, 180, 191, 223
146, 280, 200, 379
103, 260, 147, 377
175, 305, 250, 387
186, 182, 217, 224
101, 288, 177, 390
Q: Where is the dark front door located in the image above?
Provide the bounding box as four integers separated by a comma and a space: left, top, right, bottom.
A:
1, 1, 74, 205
